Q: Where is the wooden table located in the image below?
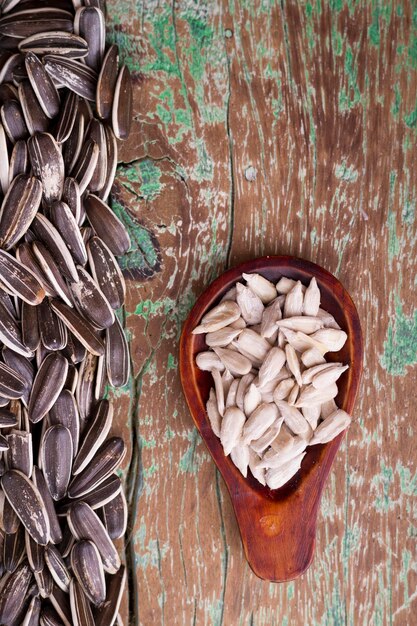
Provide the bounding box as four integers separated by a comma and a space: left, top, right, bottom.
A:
107, 1, 417, 624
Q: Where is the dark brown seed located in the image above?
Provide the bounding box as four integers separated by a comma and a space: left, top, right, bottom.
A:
6, 430, 33, 476
25, 51, 60, 118
0, 248, 45, 305
0, 298, 32, 357
65, 363, 78, 394
71, 539, 106, 606
21, 594, 41, 626
80, 226, 94, 244
50, 200, 87, 265
21, 301, 40, 352
62, 177, 81, 224
0, 408, 18, 428
75, 350, 97, 421
38, 299, 67, 352
56, 523, 74, 558
71, 138, 99, 194
49, 583, 72, 626
28, 352, 68, 423
3, 496, 19, 532
55, 91, 79, 144
68, 437, 126, 502
19, 31, 89, 58
16, 243, 57, 298
0, 174, 42, 250
59, 474, 122, 513
0, 361, 26, 399
95, 565, 126, 626
0, 432, 9, 451
96, 45, 119, 120
31, 241, 73, 305
8, 139, 29, 183
44, 544, 71, 592
25, 530, 45, 573
32, 466, 63, 544
0, 9, 74, 39
69, 578, 95, 626
1, 98, 28, 142
0, 285, 17, 319
95, 353, 106, 400
3, 525, 25, 572
2, 348, 34, 405
70, 265, 115, 329
73, 400, 112, 475
67, 501, 120, 574
28, 132, 64, 206
35, 343, 50, 369
18, 78, 50, 134
0, 121, 9, 195
63, 110, 84, 172
44, 55, 97, 101
0, 562, 33, 624
87, 236, 126, 310
106, 317, 130, 388
62, 331, 86, 365
49, 389, 80, 458
31, 213, 79, 282
40, 604, 65, 626
102, 490, 127, 540
0, 52, 22, 83
11, 56, 27, 85
50, 300, 105, 356
74, 6, 105, 71
84, 194, 130, 256
0, 82, 19, 105
97, 124, 118, 202
2, 469, 50, 544
112, 65, 132, 140
40, 425, 72, 500
34, 565, 53, 599
85, 118, 107, 191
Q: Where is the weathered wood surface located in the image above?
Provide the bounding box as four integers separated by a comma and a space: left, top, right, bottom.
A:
107, 1, 417, 624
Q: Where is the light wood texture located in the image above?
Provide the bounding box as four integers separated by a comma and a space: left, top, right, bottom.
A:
107, 1, 417, 624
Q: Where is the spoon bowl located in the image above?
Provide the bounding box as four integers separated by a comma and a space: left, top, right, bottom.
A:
180, 256, 363, 582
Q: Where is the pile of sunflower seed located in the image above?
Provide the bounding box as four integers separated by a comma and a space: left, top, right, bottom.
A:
194, 273, 353, 490
0, 1, 133, 624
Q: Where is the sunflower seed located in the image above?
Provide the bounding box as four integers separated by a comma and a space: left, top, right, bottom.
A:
62, 331, 87, 365
213, 347, 252, 376
84, 193, 130, 255
0, 248, 45, 306
1, 98, 28, 142
294, 383, 338, 408
206, 388, 221, 437
8, 138, 28, 184
68, 437, 125, 500
34, 565, 53, 599
243, 383, 262, 416
55, 91, 79, 145
71, 138, 99, 195
301, 404, 321, 430
28, 132, 64, 205
95, 565, 126, 626
49, 390, 79, 458
70, 578, 95, 626
6, 430, 33, 475
310, 328, 348, 352
0, 409, 18, 429
87, 236, 126, 309
44, 543, 71, 592
31, 241, 73, 305
59, 474, 122, 515
248, 448, 266, 485
49, 584, 72, 626
40, 425, 72, 500
112, 64, 132, 140
67, 501, 121, 574
0, 433, 9, 451
265, 451, 306, 490
74, 5, 105, 71
72, 399, 112, 476
98, 123, 118, 201
0, 361, 26, 399
38, 299, 67, 351
50, 200, 88, 266
303, 277, 320, 316
21, 594, 41, 626
219, 406, 246, 456
16, 243, 56, 298
62, 177, 81, 224
242, 272, 277, 303
24, 51, 60, 118
32, 466, 62, 544
0, 52, 22, 83
0, 122, 9, 195
44, 55, 97, 101
320, 398, 338, 419
301, 347, 326, 368
0, 561, 32, 624
20, 31, 89, 58
19, 79, 51, 135
31, 213, 78, 282
230, 443, 249, 477
25, 530, 44, 573
242, 403, 280, 445
28, 352, 68, 423
2, 496, 19, 532
236, 282, 264, 325
2, 470, 50, 544
0, 299, 33, 357
96, 44, 119, 120
0, 9, 73, 39
84, 118, 107, 191
106, 316, 130, 387
276, 277, 299, 294
71, 539, 106, 606
50, 299, 105, 356
3, 525, 25, 572
75, 351, 97, 421
276, 315, 323, 334
63, 107, 84, 172
309, 409, 352, 445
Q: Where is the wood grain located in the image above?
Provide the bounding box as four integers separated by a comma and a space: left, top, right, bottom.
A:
107, 1, 417, 624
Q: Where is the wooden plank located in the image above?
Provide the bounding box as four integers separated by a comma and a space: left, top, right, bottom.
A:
107, 1, 417, 624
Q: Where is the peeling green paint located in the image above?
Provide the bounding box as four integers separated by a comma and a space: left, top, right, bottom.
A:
134, 298, 176, 320
167, 353, 177, 370
335, 161, 358, 182
339, 45, 361, 110
380, 299, 417, 375
178, 428, 200, 473
387, 210, 400, 265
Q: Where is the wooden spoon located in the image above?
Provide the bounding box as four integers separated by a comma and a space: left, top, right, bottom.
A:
180, 256, 363, 582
